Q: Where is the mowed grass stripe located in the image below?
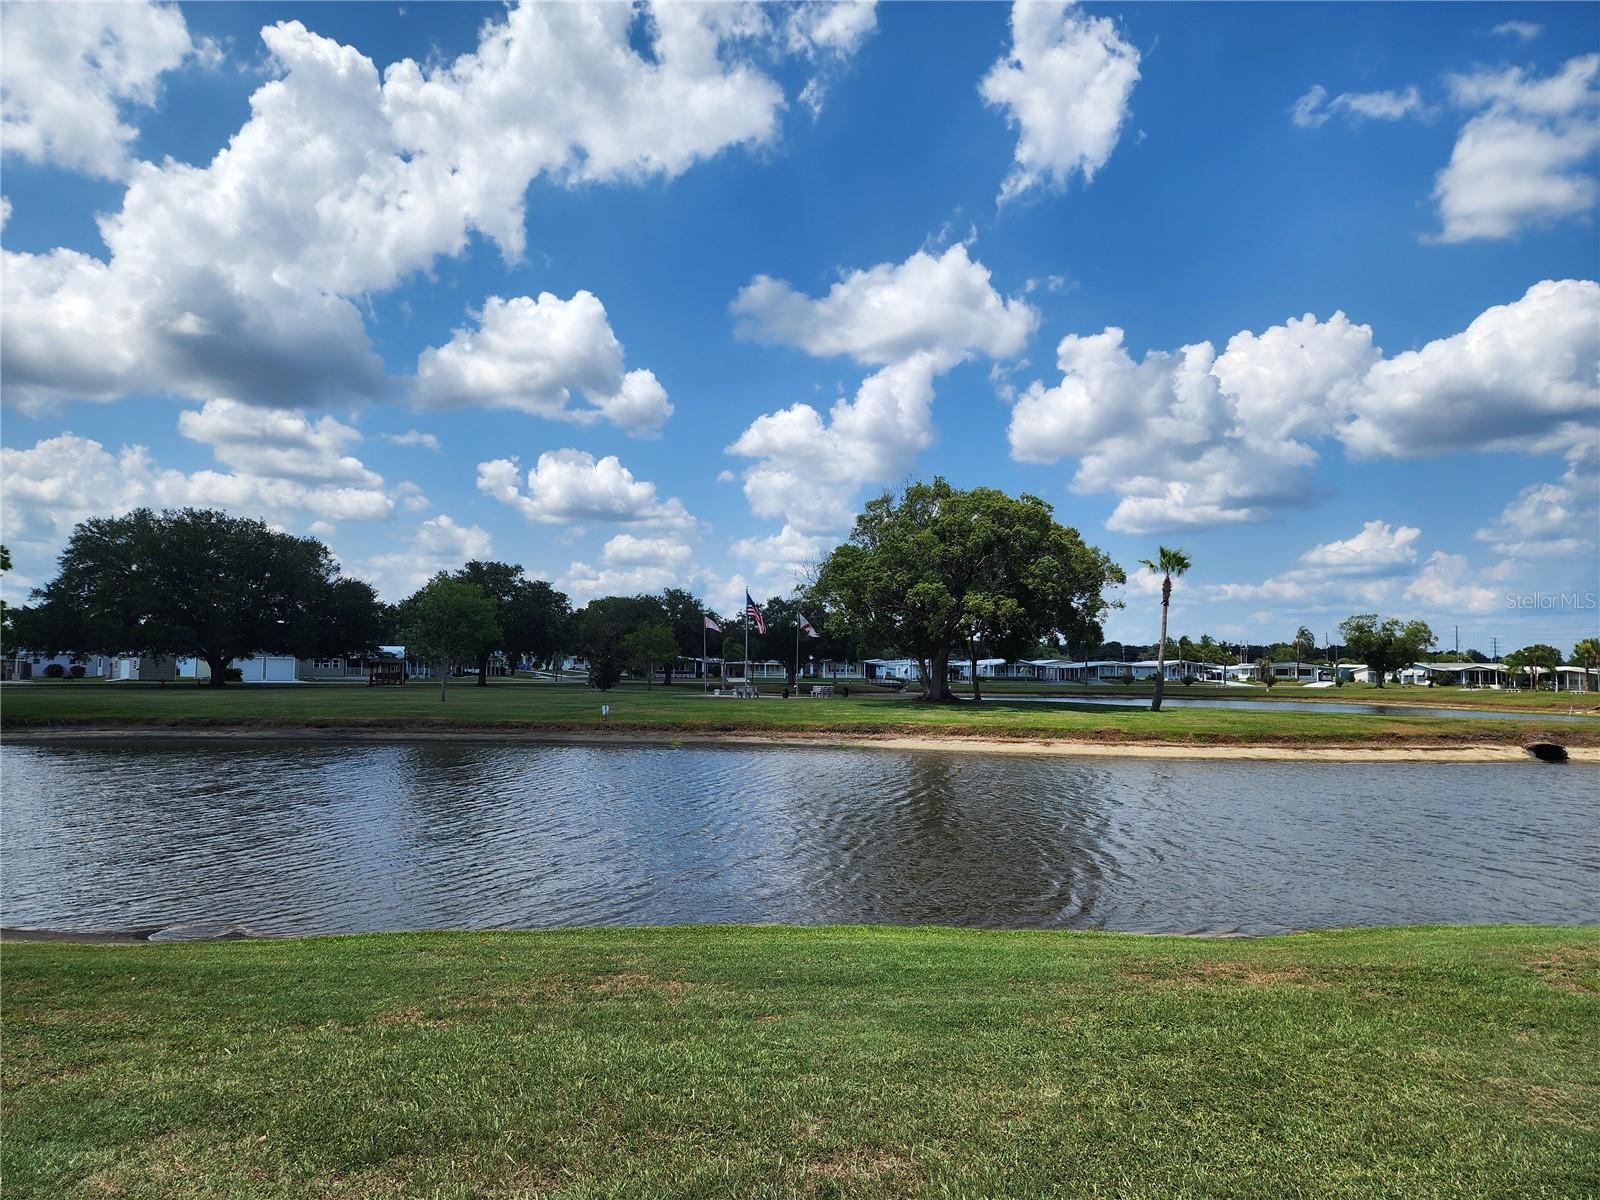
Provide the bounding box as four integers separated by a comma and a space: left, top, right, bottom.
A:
2, 924, 1597, 1198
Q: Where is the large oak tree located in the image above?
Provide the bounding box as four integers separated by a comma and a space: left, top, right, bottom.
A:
1337, 614, 1437, 687
23, 508, 380, 685
816, 479, 1123, 703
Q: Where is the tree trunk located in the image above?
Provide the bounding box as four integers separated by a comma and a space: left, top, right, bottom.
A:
204, 650, 229, 687
1151, 577, 1170, 713
439, 661, 447, 703
969, 638, 982, 703
923, 643, 955, 702
476, 651, 490, 686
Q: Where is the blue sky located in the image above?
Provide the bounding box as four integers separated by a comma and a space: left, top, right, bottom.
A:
2, 1, 1597, 656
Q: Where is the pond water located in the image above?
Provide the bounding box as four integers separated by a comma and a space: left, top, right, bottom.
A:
980, 694, 1600, 721
1, 742, 1595, 938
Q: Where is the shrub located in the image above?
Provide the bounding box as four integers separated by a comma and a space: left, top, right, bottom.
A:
42, 663, 65, 678
69, 664, 86, 678
1181, 674, 1197, 687
837, 684, 850, 697
223, 667, 243, 683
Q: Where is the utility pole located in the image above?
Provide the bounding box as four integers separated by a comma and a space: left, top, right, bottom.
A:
1454, 625, 1460, 657
1490, 635, 1500, 662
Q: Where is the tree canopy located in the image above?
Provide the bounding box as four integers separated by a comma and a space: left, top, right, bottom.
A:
622, 623, 679, 688
574, 594, 665, 691
20, 508, 382, 685
450, 561, 572, 685
816, 479, 1123, 702
1504, 643, 1562, 689
1337, 614, 1436, 687
397, 574, 501, 701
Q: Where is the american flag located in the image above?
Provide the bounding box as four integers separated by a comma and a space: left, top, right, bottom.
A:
745, 591, 767, 636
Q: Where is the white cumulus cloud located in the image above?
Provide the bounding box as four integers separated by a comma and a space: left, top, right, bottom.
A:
1298, 521, 1422, 575
0, 0, 210, 179
476, 449, 695, 529
176, 399, 381, 486
413, 292, 672, 436
352, 515, 493, 601
1474, 441, 1599, 561
0, 429, 400, 588
1009, 280, 1599, 533
979, 0, 1140, 202
1432, 53, 1600, 242
1341, 279, 1600, 458
2, 2, 861, 414
728, 244, 1036, 533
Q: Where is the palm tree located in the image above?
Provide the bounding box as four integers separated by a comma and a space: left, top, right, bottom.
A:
1138, 546, 1192, 713
1573, 638, 1599, 694
1294, 625, 1315, 683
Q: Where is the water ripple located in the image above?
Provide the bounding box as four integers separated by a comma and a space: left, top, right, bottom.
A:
1, 742, 1596, 937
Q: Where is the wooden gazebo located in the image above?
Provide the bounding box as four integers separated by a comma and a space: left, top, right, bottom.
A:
366, 652, 406, 686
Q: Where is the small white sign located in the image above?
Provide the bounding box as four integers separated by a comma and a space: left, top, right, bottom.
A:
601, 704, 610, 717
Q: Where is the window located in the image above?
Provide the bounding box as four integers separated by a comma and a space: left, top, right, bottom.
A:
312, 658, 342, 670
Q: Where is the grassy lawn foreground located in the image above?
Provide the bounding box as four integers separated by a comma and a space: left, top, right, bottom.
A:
3, 678, 1596, 747
2, 925, 1596, 1198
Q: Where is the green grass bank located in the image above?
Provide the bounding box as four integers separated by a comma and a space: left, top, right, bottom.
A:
2, 925, 1596, 1198
3, 677, 1596, 749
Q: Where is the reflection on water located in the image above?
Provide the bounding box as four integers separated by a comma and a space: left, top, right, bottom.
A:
1, 742, 1595, 937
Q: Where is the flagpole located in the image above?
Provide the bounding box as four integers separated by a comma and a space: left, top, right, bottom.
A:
794, 617, 799, 689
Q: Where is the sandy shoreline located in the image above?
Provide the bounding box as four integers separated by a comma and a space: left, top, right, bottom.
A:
3, 724, 1595, 762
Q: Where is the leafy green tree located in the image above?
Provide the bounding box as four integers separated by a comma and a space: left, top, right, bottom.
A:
323, 577, 390, 661
658, 587, 705, 684
398, 575, 501, 702
623, 623, 679, 688
1337, 614, 1437, 688
1512, 643, 1562, 690
1501, 648, 1532, 690
574, 595, 664, 691
0, 544, 15, 660
1572, 638, 1600, 693
24, 508, 354, 686
452, 561, 524, 685
504, 579, 573, 677
817, 479, 1122, 703
1136, 546, 1192, 713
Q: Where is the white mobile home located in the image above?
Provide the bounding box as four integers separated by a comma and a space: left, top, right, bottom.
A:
109, 655, 177, 682
8, 652, 112, 679
1554, 664, 1598, 691
862, 658, 921, 682
178, 655, 299, 683
1419, 662, 1507, 688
